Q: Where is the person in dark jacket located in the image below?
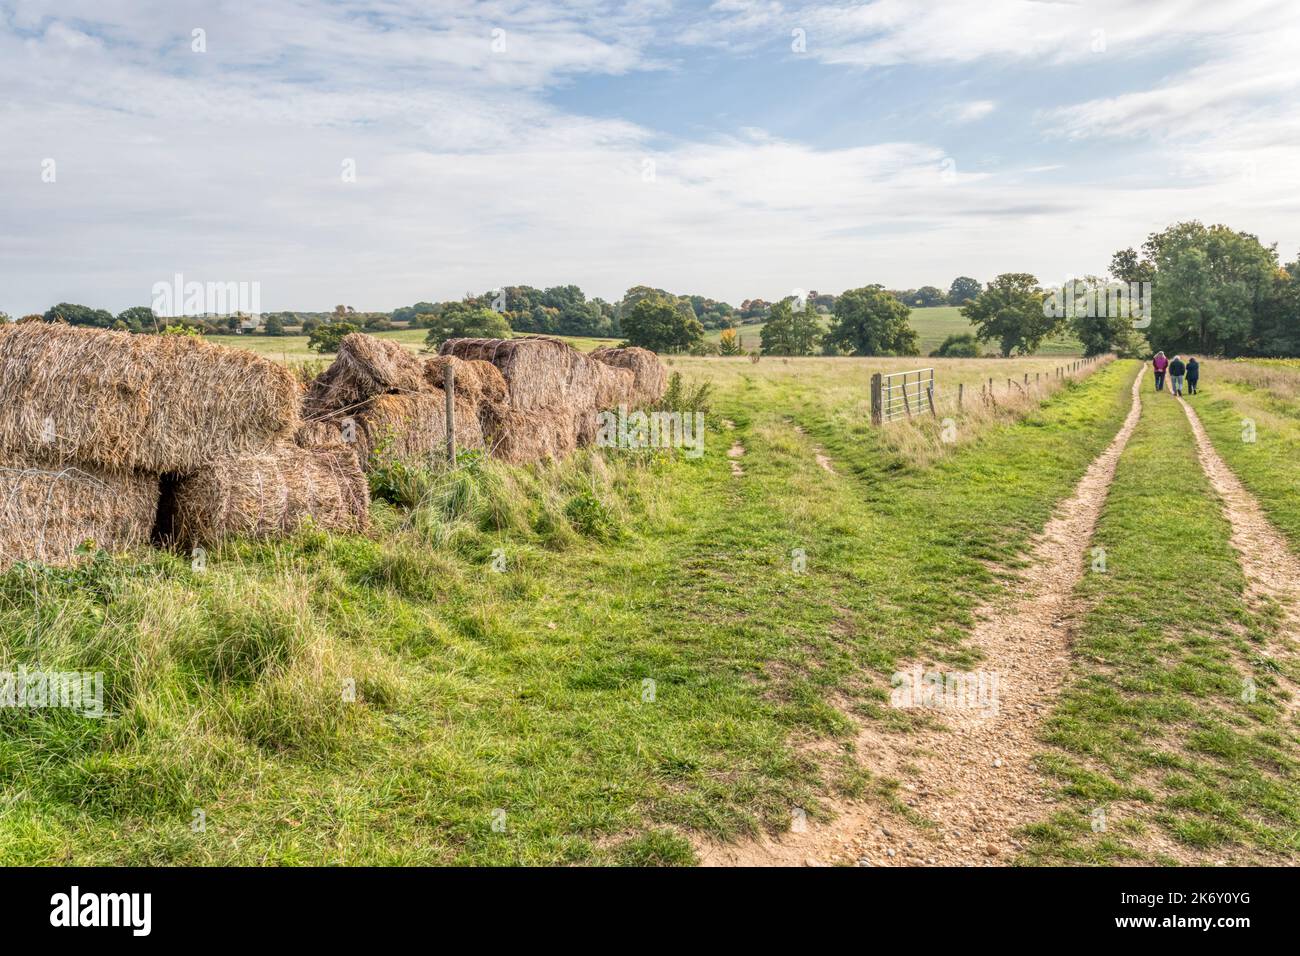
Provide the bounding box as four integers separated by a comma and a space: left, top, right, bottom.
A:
1186, 356, 1200, 394
1168, 355, 1186, 396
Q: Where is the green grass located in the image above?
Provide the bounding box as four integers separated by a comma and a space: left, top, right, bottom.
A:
1022, 386, 1300, 864
705, 306, 1083, 356
0, 358, 1140, 864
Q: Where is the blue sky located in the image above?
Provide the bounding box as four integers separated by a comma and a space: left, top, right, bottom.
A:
1, 0, 1298, 314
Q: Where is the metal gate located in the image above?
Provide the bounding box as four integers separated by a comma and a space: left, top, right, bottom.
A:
871, 367, 936, 425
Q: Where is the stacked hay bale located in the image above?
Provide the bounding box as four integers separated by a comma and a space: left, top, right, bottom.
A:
439, 336, 664, 462
302, 334, 487, 471
0, 322, 367, 565
587, 346, 668, 407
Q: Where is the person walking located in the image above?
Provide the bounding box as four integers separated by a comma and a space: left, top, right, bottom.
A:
1186, 356, 1200, 394
1153, 351, 1168, 391
1168, 354, 1186, 396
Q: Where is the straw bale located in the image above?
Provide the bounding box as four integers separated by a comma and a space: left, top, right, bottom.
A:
0, 454, 158, 569
169, 442, 369, 544
0, 322, 299, 473
588, 347, 668, 406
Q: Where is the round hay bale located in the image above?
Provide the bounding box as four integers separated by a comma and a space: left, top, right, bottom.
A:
169, 442, 369, 545
481, 404, 579, 465
440, 336, 598, 411
0, 453, 158, 569
592, 362, 635, 409
423, 355, 509, 407
0, 323, 300, 474
354, 391, 485, 469
589, 347, 668, 406
303, 332, 426, 419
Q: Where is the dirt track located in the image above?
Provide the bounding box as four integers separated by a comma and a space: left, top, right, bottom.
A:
699, 366, 1146, 866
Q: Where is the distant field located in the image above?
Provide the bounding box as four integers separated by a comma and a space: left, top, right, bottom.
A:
705, 306, 1083, 356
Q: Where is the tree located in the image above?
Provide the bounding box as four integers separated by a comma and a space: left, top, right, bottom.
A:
930, 333, 981, 358
43, 303, 114, 328
761, 300, 822, 356
962, 273, 1058, 356
1058, 276, 1148, 357
264, 314, 286, 336
115, 306, 158, 333
947, 276, 981, 306
823, 285, 918, 356
717, 327, 743, 355
1123, 221, 1278, 356
621, 295, 703, 353
911, 285, 947, 308
309, 321, 360, 353
422, 301, 510, 349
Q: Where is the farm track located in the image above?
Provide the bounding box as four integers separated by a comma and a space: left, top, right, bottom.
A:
1176, 395, 1300, 703
699, 365, 1146, 867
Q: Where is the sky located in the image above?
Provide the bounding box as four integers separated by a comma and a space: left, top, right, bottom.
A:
2, 0, 1299, 315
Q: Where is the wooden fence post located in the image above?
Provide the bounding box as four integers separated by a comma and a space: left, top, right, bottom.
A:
444, 362, 457, 462
957, 382, 964, 409
870, 372, 882, 426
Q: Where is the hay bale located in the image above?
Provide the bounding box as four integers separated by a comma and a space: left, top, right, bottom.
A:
592, 362, 636, 409
0, 322, 299, 473
440, 336, 598, 411
353, 391, 485, 468
423, 355, 509, 407
481, 405, 579, 465
589, 347, 668, 406
169, 442, 369, 545
303, 333, 426, 419
0, 454, 158, 569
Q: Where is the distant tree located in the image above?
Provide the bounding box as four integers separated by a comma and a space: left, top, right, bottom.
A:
264, 314, 286, 336
947, 276, 981, 306
761, 300, 822, 356
911, 286, 947, 308
823, 285, 918, 356
930, 333, 981, 358
423, 301, 510, 349
18, 314, 43, 323
309, 321, 360, 353
301, 317, 322, 335
962, 273, 1058, 357
1057, 277, 1148, 357
392, 301, 440, 324
1124, 220, 1278, 356
43, 303, 114, 328
113, 306, 157, 333
621, 295, 703, 353
717, 327, 743, 355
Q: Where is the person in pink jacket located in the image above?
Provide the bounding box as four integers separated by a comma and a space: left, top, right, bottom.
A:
1153, 351, 1168, 391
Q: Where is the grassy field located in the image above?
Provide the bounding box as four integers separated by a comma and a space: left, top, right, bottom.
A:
704, 306, 1084, 356
0, 354, 1128, 864
4, 345, 1297, 866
